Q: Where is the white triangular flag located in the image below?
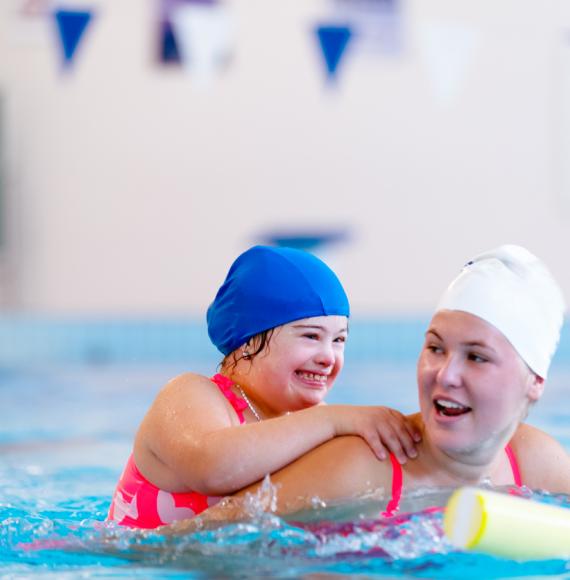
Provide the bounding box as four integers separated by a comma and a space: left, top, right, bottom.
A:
170, 3, 234, 86
419, 21, 478, 107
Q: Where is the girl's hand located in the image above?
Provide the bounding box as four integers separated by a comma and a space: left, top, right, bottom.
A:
330, 406, 422, 464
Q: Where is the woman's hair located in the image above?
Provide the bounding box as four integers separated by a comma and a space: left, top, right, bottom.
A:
220, 328, 275, 373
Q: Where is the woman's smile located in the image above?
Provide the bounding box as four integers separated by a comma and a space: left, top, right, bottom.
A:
433, 396, 472, 419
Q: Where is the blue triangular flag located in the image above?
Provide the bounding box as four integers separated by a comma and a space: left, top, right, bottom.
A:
54, 9, 93, 66
258, 229, 349, 252
315, 25, 352, 80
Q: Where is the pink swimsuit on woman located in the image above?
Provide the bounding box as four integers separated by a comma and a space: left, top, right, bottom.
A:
108, 374, 248, 529
381, 444, 523, 517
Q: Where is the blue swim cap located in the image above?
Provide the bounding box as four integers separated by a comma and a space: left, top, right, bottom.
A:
207, 245, 350, 355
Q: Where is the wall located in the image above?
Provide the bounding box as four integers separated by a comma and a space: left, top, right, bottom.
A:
1, 0, 570, 317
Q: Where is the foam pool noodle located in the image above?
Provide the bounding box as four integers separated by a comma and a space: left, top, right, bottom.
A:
443, 487, 570, 560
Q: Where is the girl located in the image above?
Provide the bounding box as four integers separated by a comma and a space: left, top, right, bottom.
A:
108, 245, 421, 528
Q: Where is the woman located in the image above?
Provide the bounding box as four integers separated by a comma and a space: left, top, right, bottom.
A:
174, 244, 570, 524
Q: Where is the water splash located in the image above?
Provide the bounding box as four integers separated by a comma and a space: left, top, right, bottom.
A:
3, 462, 570, 578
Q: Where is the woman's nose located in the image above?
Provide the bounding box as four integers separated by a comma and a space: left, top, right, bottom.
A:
437, 355, 463, 388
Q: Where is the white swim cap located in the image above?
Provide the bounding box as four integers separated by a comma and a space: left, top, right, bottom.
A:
436, 245, 566, 379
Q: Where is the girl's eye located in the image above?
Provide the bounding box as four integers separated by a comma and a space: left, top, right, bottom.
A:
334, 335, 346, 343
304, 333, 319, 340
468, 353, 488, 363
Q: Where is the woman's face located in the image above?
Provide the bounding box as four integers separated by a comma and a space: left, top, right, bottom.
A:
241, 315, 348, 416
417, 310, 544, 460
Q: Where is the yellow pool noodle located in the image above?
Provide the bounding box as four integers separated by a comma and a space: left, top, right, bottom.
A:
443, 487, 570, 560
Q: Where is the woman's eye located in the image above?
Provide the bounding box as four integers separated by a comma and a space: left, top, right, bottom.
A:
427, 344, 442, 354
334, 335, 346, 343
469, 353, 488, 363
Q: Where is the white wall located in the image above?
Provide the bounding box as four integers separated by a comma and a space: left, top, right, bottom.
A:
1, 0, 570, 317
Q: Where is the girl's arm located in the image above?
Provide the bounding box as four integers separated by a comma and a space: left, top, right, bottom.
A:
236, 435, 393, 515
135, 373, 418, 496
166, 435, 392, 533
511, 423, 570, 494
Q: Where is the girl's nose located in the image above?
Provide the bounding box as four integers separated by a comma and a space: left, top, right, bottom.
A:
316, 342, 335, 368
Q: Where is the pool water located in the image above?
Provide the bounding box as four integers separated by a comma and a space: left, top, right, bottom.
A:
1, 360, 570, 579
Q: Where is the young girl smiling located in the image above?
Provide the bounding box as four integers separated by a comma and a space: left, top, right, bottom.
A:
108, 245, 421, 528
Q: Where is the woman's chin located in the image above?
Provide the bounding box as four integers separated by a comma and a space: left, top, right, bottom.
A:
428, 426, 478, 455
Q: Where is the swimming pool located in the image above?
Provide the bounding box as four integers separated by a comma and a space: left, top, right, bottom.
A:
1, 320, 570, 579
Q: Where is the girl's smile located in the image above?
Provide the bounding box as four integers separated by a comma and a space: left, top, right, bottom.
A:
233, 315, 348, 417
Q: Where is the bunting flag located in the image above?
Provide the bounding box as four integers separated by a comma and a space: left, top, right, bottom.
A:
315, 25, 353, 81
8, 0, 53, 46
329, 0, 403, 57
419, 21, 478, 107
258, 229, 349, 252
20, 0, 52, 16
169, 2, 233, 84
159, 19, 180, 63
53, 8, 93, 67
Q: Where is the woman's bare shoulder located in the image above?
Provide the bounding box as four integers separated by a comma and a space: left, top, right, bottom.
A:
511, 422, 566, 453
243, 435, 394, 514
511, 423, 570, 493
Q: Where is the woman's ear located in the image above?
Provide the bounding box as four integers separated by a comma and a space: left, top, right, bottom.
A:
528, 374, 545, 402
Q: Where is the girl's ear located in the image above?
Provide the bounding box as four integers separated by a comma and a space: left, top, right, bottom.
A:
528, 374, 545, 402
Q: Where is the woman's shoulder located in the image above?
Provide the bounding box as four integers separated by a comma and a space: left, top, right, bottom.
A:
265, 435, 395, 514
511, 422, 565, 452
277, 435, 390, 479
510, 423, 570, 493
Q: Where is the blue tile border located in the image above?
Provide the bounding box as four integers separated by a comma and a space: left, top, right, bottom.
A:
0, 317, 218, 367
0, 316, 568, 369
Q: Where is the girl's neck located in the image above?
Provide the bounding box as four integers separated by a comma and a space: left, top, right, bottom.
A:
220, 368, 280, 420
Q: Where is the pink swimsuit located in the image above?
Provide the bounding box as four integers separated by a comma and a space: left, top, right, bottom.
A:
382, 443, 523, 517
108, 374, 248, 529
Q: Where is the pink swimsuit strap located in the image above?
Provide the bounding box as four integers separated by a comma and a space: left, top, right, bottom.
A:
381, 443, 522, 518
211, 373, 248, 424
382, 454, 403, 518
108, 374, 248, 529
504, 443, 522, 486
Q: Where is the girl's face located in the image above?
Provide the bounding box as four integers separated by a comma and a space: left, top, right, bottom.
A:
241, 315, 348, 417
417, 310, 544, 461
